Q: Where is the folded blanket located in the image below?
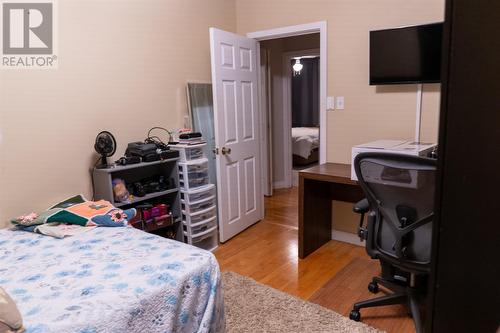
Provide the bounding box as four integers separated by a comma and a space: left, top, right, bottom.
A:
11, 195, 136, 238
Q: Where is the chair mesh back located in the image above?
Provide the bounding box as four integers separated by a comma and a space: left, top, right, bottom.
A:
357, 155, 436, 265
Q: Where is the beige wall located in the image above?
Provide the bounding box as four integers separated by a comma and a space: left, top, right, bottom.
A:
0, 0, 236, 228
237, 0, 444, 164
237, 0, 444, 234
261, 34, 320, 186
0, 0, 445, 232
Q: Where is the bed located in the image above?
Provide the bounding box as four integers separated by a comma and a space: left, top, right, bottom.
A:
292, 127, 320, 166
0, 227, 224, 333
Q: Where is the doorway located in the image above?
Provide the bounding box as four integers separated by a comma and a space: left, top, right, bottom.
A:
260, 39, 321, 190
248, 22, 327, 196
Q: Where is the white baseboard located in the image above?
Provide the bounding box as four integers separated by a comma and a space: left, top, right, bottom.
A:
273, 180, 288, 189
331, 229, 365, 247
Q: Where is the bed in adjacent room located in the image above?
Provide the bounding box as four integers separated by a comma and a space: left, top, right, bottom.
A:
0, 227, 224, 333
292, 127, 320, 166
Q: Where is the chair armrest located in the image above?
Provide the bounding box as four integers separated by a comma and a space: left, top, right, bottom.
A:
353, 198, 370, 241
365, 211, 377, 258
353, 198, 369, 214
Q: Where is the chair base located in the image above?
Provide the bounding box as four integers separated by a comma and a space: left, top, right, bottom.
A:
349, 276, 425, 333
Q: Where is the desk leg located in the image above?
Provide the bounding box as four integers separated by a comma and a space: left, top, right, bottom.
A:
299, 176, 333, 259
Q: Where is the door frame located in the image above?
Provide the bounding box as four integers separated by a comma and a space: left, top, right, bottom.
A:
247, 21, 328, 195
258, 48, 273, 196
281, 49, 320, 188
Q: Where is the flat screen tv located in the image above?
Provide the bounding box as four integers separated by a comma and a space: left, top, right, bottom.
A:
370, 22, 443, 85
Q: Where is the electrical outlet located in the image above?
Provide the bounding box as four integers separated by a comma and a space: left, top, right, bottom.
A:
336, 96, 345, 110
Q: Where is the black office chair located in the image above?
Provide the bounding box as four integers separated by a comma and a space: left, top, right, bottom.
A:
349, 153, 436, 333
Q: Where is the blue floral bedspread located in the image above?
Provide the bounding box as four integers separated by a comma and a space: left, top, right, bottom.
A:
0, 227, 224, 333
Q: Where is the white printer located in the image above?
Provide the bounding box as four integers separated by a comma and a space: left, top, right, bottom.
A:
351, 140, 436, 180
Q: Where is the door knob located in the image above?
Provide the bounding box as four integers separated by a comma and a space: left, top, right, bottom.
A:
221, 147, 232, 155
213, 147, 219, 155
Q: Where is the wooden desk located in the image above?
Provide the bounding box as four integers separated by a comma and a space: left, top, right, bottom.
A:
299, 163, 364, 258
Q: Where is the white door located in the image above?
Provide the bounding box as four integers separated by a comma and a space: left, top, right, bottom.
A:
209, 28, 263, 242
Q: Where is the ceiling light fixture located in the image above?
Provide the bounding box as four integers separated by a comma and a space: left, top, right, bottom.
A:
293, 59, 303, 76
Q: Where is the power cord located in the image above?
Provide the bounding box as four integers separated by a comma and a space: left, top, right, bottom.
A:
145, 127, 172, 150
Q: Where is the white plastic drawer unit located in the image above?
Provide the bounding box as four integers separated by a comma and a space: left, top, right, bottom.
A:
181, 195, 216, 215
170, 143, 206, 162
178, 158, 210, 190
183, 216, 217, 235
180, 184, 216, 204
182, 205, 217, 225
184, 228, 218, 251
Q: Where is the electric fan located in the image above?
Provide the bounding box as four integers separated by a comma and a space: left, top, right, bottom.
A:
94, 131, 116, 169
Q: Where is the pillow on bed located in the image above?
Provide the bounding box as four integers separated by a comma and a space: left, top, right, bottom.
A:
0, 287, 24, 333
12, 195, 136, 228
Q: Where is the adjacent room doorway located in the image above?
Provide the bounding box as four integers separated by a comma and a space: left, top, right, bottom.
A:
248, 22, 327, 196
262, 44, 321, 189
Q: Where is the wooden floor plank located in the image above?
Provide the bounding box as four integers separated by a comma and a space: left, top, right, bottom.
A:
214, 188, 415, 333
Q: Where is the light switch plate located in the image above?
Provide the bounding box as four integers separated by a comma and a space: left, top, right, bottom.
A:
327, 96, 335, 110
336, 96, 345, 110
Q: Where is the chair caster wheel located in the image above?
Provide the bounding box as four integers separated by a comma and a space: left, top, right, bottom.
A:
349, 310, 361, 322
368, 281, 379, 293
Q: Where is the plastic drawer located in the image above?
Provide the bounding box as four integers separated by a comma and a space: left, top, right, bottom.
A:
178, 159, 210, 190
183, 216, 217, 235
179, 176, 209, 191
184, 228, 218, 251
180, 184, 216, 204
179, 172, 209, 182
182, 205, 217, 225
181, 146, 204, 161
181, 196, 216, 215
170, 143, 206, 162
179, 160, 208, 175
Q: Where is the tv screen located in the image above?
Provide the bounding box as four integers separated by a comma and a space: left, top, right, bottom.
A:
370, 22, 443, 85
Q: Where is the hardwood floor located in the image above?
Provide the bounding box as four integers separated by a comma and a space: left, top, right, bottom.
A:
214, 188, 415, 333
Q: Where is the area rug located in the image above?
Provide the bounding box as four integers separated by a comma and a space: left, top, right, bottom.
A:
222, 271, 385, 333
